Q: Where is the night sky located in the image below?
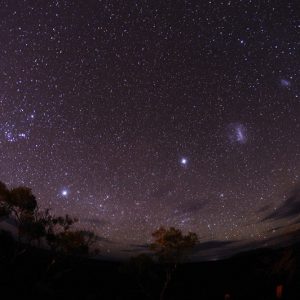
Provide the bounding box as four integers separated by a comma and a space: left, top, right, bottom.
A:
0, 1, 299, 259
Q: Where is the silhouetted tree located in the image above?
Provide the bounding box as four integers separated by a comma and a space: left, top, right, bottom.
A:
0, 181, 97, 257
0, 184, 39, 243
150, 226, 198, 300
0, 181, 12, 218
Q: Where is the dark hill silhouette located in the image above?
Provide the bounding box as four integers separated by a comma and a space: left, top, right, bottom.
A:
1, 227, 300, 299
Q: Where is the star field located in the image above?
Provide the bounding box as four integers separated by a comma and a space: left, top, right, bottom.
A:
0, 1, 299, 258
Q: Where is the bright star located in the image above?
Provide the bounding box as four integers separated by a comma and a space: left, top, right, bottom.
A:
181, 158, 187, 165
18, 133, 26, 139
61, 189, 68, 197
180, 157, 188, 165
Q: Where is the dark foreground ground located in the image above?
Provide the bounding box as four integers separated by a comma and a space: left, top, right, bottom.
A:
1, 233, 300, 299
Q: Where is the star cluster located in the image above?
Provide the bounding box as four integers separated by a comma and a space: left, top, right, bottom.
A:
0, 1, 299, 258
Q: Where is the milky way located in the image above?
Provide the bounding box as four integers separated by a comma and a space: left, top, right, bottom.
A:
0, 1, 299, 259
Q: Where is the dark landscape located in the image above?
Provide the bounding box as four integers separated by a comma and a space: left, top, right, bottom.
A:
1, 230, 300, 300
